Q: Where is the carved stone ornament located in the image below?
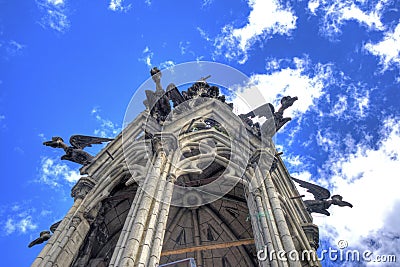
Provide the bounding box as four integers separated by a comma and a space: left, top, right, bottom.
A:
238, 96, 298, 137
144, 68, 234, 123
291, 177, 353, 216
251, 188, 262, 197
302, 223, 320, 250
71, 176, 96, 201
43, 135, 113, 166
152, 133, 178, 155
70, 216, 82, 228
83, 202, 102, 224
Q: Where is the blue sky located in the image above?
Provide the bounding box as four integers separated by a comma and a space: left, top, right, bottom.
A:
1, 0, 400, 266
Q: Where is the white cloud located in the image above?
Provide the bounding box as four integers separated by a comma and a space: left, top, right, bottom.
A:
36, 0, 70, 33
38, 133, 46, 141
92, 107, 120, 138
309, 0, 390, 39
159, 60, 175, 69
4, 219, 16, 235
47, 0, 64, 5
197, 27, 211, 42
283, 154, 314, 170
232, 57, 333, 119
18, 217, 38, 233
11, 205, 20, 212
309, 117, 400, 256
316, 130, 339, 153
285, 154, 302, 166
0, 40, 25, 59
140, 46, 153, 68
324, 90, 370, 120
2, 207, 38, 236
330, 95, 348, 117
314, 130, 358, 163
364, 22, 400, 71
109, 0, 132, 12
179, 41, 191, 55
139, 47, 175, 71
340, 3, 384, 30
40, 210, 52, 217
201, 0, 213, 8
319, 78, 372, 120
8, 40, 25, 54
142, 46, 150, 53
308, 0, 320, 15
39, 157, 81, 187
343, 82, 372, 119
0, 202, 58, 236
212, 0, 297, 63
356, 90, 370, 117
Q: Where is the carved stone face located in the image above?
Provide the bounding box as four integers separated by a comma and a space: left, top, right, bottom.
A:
43, 137, 66, 149
40, 231, 51, 236
331, 195, 343, 201
53, 136, 64, 142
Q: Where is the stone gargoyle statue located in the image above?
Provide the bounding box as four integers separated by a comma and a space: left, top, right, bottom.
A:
28, 220, 61, 248
43, 135, 113, 166
239, 95, 298, 137
291, 176, 353, 216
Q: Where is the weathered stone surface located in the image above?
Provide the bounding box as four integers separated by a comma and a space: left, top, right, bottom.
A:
33, 69, 319, 267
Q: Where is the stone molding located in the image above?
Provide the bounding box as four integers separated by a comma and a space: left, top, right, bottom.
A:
71, 176, 96, 201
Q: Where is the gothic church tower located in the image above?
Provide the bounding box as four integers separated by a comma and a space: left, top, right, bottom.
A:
32, 63, 321, 267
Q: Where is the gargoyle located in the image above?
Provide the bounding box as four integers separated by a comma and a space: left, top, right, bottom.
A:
274, 96, 298, 131
291, 177, 353, 216
239, 96, 298, 136
28, 231, 51, 248
28, 220, 61, 248
43, 135, 113, 166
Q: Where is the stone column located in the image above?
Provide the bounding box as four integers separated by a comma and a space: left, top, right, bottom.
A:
109, 181, 148, 265
263, 171, 301, 267
250, 149, 301, 267
113, 153, 166, 266
110, 134, 177, 267
31, 176, 96, 267
248, 166, 281, 267
136, 153, 175, 266
146, 172, 177, 266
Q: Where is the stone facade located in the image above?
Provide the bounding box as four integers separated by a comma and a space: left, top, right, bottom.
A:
32, 82, 320, 267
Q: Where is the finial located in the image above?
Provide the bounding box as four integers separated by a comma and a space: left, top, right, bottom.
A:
150, 67, 163, 91
198, 75, 211, 82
